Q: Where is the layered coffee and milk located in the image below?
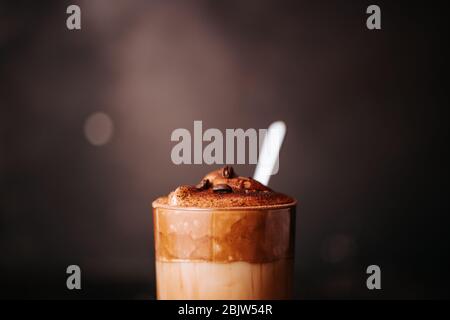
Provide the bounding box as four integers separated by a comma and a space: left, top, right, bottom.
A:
152, 166, 296, 300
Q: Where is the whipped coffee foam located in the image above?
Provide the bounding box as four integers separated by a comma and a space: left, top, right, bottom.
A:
153, 166, 295, 208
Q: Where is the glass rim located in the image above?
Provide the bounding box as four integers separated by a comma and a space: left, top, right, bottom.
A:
152, 200, 297, 211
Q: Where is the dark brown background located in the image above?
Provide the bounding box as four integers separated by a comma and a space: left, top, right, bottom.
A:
1, 0, 449, 299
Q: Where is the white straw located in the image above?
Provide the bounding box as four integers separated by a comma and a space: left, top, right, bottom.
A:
253, 121, 286, 186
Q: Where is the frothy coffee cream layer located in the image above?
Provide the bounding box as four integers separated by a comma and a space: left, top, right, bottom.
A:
153, 166, 295, 264
153, 166, 294, 208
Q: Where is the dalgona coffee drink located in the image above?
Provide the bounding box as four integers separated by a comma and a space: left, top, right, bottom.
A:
152, 166, 296, 300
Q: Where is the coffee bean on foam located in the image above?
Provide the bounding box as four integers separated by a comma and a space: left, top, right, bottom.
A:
196, 179, 210, 190
212, 184, 232, 193
221, 165, 234, 178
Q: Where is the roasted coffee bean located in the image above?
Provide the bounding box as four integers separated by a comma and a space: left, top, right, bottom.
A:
222, 165, 234, 178
196, 179, 210, 190
213, 184, 232, 193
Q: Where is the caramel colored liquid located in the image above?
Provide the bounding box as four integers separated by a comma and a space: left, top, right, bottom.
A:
156, 259, 293, 300
152, 204, 296, 300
